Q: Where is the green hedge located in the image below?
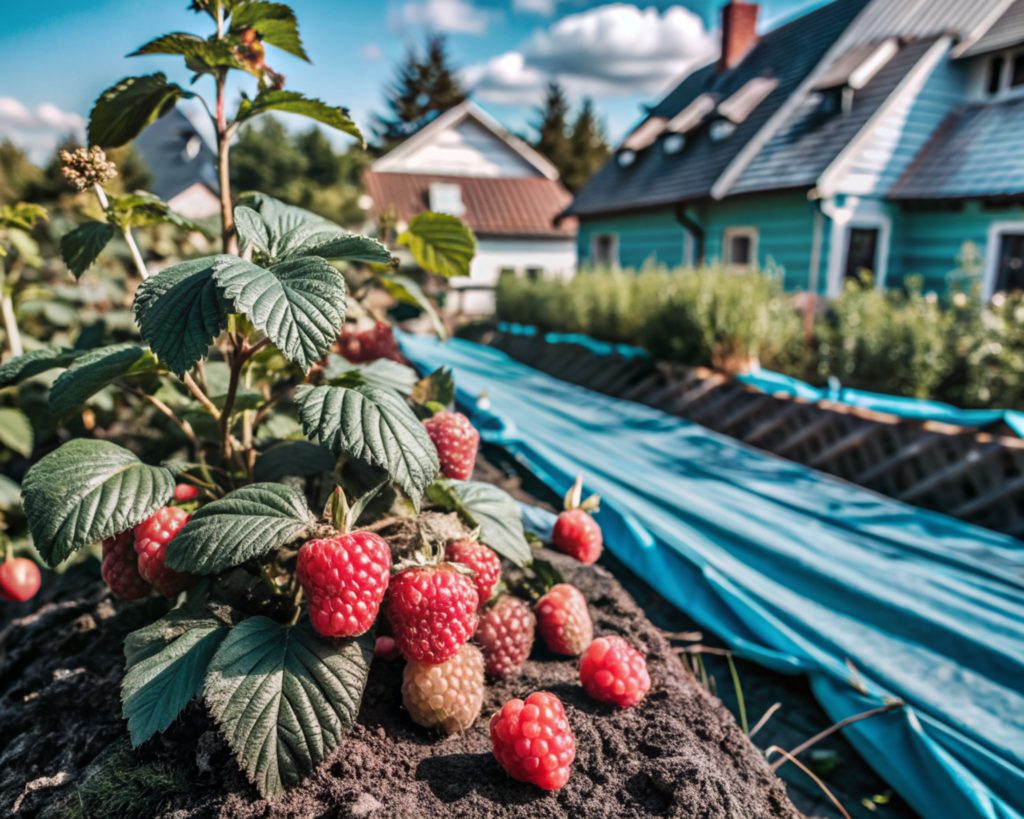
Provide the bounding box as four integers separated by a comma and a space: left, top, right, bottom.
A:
494, 268, 1024, 410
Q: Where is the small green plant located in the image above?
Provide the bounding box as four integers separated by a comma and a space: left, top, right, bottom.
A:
0, 1, 531, 800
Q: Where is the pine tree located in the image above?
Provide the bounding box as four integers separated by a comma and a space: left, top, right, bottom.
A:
565, 98, 610, 192
532, 81, 571, 180
374, 36, 467, 150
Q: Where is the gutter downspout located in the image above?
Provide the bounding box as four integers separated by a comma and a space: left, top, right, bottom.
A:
674, 205, 705, 266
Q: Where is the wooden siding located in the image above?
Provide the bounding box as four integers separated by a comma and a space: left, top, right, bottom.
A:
576, 210, 689, 270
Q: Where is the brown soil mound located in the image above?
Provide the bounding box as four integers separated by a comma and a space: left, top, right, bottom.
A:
0, 549, 796, 818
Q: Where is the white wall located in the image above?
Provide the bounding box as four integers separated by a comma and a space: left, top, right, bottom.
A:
392, 120, 539, 178
447, 237, 577, 314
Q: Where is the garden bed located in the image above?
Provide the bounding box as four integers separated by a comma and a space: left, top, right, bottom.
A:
0, 542, 795, 818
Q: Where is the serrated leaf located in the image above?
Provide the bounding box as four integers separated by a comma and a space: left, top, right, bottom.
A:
253, 441, 336, 482
296, 384, 438, 505
0, 347, 84, 388
60, 221, 116, 279
205, 617, 372, 798
428, 480, 531, 567
411, 367, 455, 408
133, 256, 231, 376
236, 91, 362, 145
122, 610, 230, 746
0, 408, 33, 456
108, 191, 213, 236
165, 483, 314, 574
213, 256, 346, 372
324, 355, 418, 395
129, 32, 240, 69
397, 212, 476, 279
230, 1, 309, 61
378, 274, 445, 338
89, 73, 193, 148
49, 344, 156, 418
234, 206, 272, 255
21, 439, 174, 566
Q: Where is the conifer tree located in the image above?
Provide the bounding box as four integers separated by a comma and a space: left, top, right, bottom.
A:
565, 97, 610, 192
532, 81, 571, 180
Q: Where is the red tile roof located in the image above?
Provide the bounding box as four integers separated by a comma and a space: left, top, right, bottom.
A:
364, 171, 576, 239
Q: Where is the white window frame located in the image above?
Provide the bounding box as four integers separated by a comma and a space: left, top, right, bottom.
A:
825, 198, 891, 295
983, 220, 1024, 299
590, 232, 620, 268
723, 226, 759, 270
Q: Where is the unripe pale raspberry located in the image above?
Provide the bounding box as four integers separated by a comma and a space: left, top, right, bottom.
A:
490, 691, 575, 790
423, 411, 479, 480
133, 506, 196, 598
101, 531, 151, 601
535, 583, 592, 656
402, 643, 485, 734
173, 483, 200, 502
551, 509, 603, 565
446, 538, 501, 606
579, 635, 651, 708
387, 564, 479, 665
297, 531, 392, 638
476, 595, 535, 679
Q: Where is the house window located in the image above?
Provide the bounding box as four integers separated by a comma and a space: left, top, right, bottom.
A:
428, 182, 465, 217
525, 267, 544, 282
723, 227, 757, 269
994, 232, 1024, 294
709, 120, 737, 142
843, 227, 880, 285
987, 55, 1006, 95
1012, 53, 1024, 88
591, 233, 619, 267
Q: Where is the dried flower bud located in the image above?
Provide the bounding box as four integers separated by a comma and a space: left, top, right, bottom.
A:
60, 146, 118, 192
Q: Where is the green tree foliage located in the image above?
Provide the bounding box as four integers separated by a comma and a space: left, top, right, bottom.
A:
0, 141, 42, 203
231, 117, 369, 227
530, 83, 610, 192
374, 35, 466, 150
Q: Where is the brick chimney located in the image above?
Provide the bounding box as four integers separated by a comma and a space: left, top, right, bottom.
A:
719, 1, 759, 72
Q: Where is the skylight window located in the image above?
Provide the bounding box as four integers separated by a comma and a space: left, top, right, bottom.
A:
663, 134, 686, 154
617, 150, 637, 168
710, 120, 737, 141
717, 77, 778, 124
621, 116, 667, 152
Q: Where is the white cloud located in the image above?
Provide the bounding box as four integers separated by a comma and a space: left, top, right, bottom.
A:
361, 42, 384, 61
464, 3, 716, 105
389, 0, 492, 35
0, 97, 86, 163
513, 0, 557, 15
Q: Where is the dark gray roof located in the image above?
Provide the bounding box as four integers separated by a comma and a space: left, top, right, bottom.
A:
132, 107, 217, 202
890, 96, 1024, 200
961, 0, 1024, 57
568, 0, 871, 216
731, 37, 938, 195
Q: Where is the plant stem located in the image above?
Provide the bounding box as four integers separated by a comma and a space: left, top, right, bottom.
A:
219, 334, 244, 463
214, 72, 237, 255
183, 372, 221, 420
0, 264, 22, 357
93, 184, 149, 280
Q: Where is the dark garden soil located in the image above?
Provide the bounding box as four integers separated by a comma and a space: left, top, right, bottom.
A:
0, 534, 797, 819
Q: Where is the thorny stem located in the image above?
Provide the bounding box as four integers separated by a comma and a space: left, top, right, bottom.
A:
0, 262, 22, 357
93, 184, 148, 281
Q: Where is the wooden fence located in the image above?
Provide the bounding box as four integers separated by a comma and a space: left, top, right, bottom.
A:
485, 329, 1024, 539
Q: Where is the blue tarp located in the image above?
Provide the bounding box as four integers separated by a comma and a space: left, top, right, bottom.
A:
400, 332, 1024, 819
495, 321, 1024, 436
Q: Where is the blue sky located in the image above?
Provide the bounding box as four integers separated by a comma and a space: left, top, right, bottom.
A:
0, 0, 826, 162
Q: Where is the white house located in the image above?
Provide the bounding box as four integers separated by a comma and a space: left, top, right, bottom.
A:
364, 101, 577, 314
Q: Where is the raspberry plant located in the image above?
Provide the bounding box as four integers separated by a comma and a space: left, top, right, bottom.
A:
1, 1, 538, 799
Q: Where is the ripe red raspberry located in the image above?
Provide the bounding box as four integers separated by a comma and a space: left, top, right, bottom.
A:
476, 595, 535, 679
133, 507, 196, 598
490, 691, 575, 790
0, 557, 41, 603
387, 564, 478, 665
101, 531, 151, 601
338, 321, 403, 363
535, 583, 592, 656
423, 411, 479, 480
579, 635, 651, 708
402, 643, 485, 734
297, 531, 392, 638
552, 509, 602, 565
173, 483, 200, 503
373, 635, 401, 661
446, 538, 500, 606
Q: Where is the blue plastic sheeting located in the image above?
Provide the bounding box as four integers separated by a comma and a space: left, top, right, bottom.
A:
495, 322, 1024, 436
400, 332, 1024, 819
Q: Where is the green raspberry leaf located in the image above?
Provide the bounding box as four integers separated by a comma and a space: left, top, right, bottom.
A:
253, 441, 337, 482
397, 212, 476, 279
49, 343, 158, 418
89, 73, 193, 147
60, 221, 116, 279
165, 483, 315, 574
236, 91, 362, 145
204, 617, 372, 798
230, 1, 309, 61
323, 355, 419, 395
0, 347, 84, 388
21, 439, 175, 567
428, 479, 532, 567
122, 610, 230, 746
212, 256, 347, 373
133, 256, 231, 376
0, 408, 33, 457
295, 384, 439, 506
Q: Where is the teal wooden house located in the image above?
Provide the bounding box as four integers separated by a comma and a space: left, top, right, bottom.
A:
569, 0, 1024, 298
